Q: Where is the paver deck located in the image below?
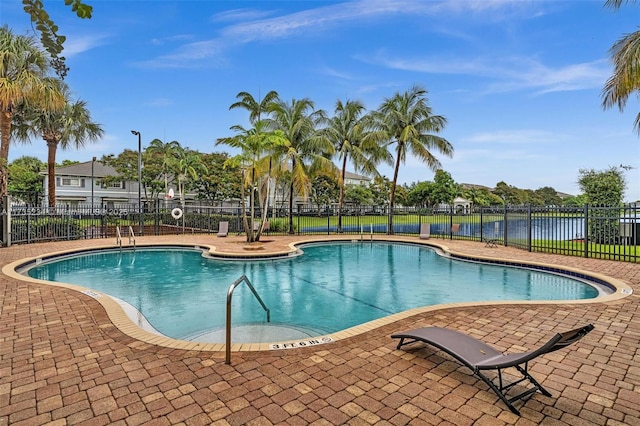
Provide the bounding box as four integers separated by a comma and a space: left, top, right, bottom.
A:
1, 234, 639, 425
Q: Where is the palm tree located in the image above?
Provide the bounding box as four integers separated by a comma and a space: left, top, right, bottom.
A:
175, 148, 204, 212
269, 97, 334, 234
217, 120, 287, 242
320, 99, 387, 232
227, 90, 282, 235
147, 138, 181, 204
602, 0, 640, 134
12, 80, 103, 207
0, 26, 64, 197
229, 90, 280, 124
373, 85, 453, 234
463, 187, 486, 207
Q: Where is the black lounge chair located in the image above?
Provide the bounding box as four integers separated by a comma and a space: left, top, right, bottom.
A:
391, 324, 594, 415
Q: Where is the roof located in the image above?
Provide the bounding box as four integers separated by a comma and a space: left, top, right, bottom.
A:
344, 171, 371, 181
44, 160, 118, 178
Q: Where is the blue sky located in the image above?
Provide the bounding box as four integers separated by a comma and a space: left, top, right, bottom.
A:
3, 0, 640, 201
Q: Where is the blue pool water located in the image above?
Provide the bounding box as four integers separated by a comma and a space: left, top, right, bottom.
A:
26, 242, 601, 342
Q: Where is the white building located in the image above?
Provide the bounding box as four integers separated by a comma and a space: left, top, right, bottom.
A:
42, 160, 180, 209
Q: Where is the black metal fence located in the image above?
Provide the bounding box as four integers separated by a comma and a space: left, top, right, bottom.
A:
1, 199, 638, 262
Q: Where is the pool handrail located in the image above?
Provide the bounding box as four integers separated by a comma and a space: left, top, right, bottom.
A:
116, 226, 122, 248
127, 226, 136, 247
115, 226, 136, 249
226, 275, 270, 364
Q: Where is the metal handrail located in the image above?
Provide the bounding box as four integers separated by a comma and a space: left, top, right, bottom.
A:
226, 274, 270, 364
116, 226, 136, 249
128, 226, 136, 247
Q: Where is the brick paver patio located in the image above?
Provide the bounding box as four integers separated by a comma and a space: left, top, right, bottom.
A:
1, 235, 639, 425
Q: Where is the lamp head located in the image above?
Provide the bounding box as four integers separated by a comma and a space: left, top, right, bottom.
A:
131, 130, 139, 136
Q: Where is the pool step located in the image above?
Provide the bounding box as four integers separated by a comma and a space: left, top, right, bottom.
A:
182, 323, 325, 344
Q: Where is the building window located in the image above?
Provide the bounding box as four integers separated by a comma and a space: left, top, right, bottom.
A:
61, 178, 82, 187
102, 181, 124, 189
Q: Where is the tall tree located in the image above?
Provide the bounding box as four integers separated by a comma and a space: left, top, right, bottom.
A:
146, 138, 181, 201
406, 181, 436, 208
229, 90, 281, 235
175, 148, 204, 213
0, 26, 63, 198
601, 0, 640, 134
319, 99, 386, 232
311, 174, 339, 214
373, 85, 453, 234
269, 97, 334, 234
345, 184, 374, 209
578, 166, 627, 244
193, 152, 242, 202
431, 169, 460, 207
534, 186, 562, 206
7, 155, 45, 205
229, 90, 280, 124
578, 166, 626, 205
12, 80, 103, 207
217, 120, 287, 242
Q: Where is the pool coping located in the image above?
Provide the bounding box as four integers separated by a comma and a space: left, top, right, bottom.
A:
3, 235, 633, 353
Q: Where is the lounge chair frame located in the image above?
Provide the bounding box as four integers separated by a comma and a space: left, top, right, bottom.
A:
392, 324, 594, 415
484, 238, 498, 248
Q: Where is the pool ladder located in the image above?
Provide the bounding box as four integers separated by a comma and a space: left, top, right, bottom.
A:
226, 275, 270, 364
116, 226, 136, 249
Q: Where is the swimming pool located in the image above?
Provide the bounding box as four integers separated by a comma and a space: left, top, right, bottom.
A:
23, 242, 606, 344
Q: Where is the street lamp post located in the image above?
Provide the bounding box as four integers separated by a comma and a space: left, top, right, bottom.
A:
131, 130, 143, 235
91, 156, 96, 212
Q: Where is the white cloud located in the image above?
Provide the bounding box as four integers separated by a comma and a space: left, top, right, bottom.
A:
366, 52, 610, 95
63, 34, 110, 57
133, 40, 227, 68
150, 34, 194, 46
464, 129, 563, 145
211, 8, 274, 23
138, 0, 531, 69
146, 98, 173, 108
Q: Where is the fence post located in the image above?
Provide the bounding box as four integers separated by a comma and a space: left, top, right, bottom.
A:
503, 203, 508, 247
327, 206, 330, 235
2, 195, 10, 247
527, 205, 532, 252
478, 206, 483, 242
449, 205, 454, 240
154, 198, 159, 235
583, 203, 589, 258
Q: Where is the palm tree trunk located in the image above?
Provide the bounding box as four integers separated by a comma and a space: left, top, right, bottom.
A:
240, 170, 249, 239
257, 158, 273, 241
248, 168, 257, 242
0, 110, 13, 197
288, 158, 296, 235
47, 140, 57, 208
388, 153, 402, 235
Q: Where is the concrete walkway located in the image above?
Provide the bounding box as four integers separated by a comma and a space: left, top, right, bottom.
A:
1, 235, 639, 425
